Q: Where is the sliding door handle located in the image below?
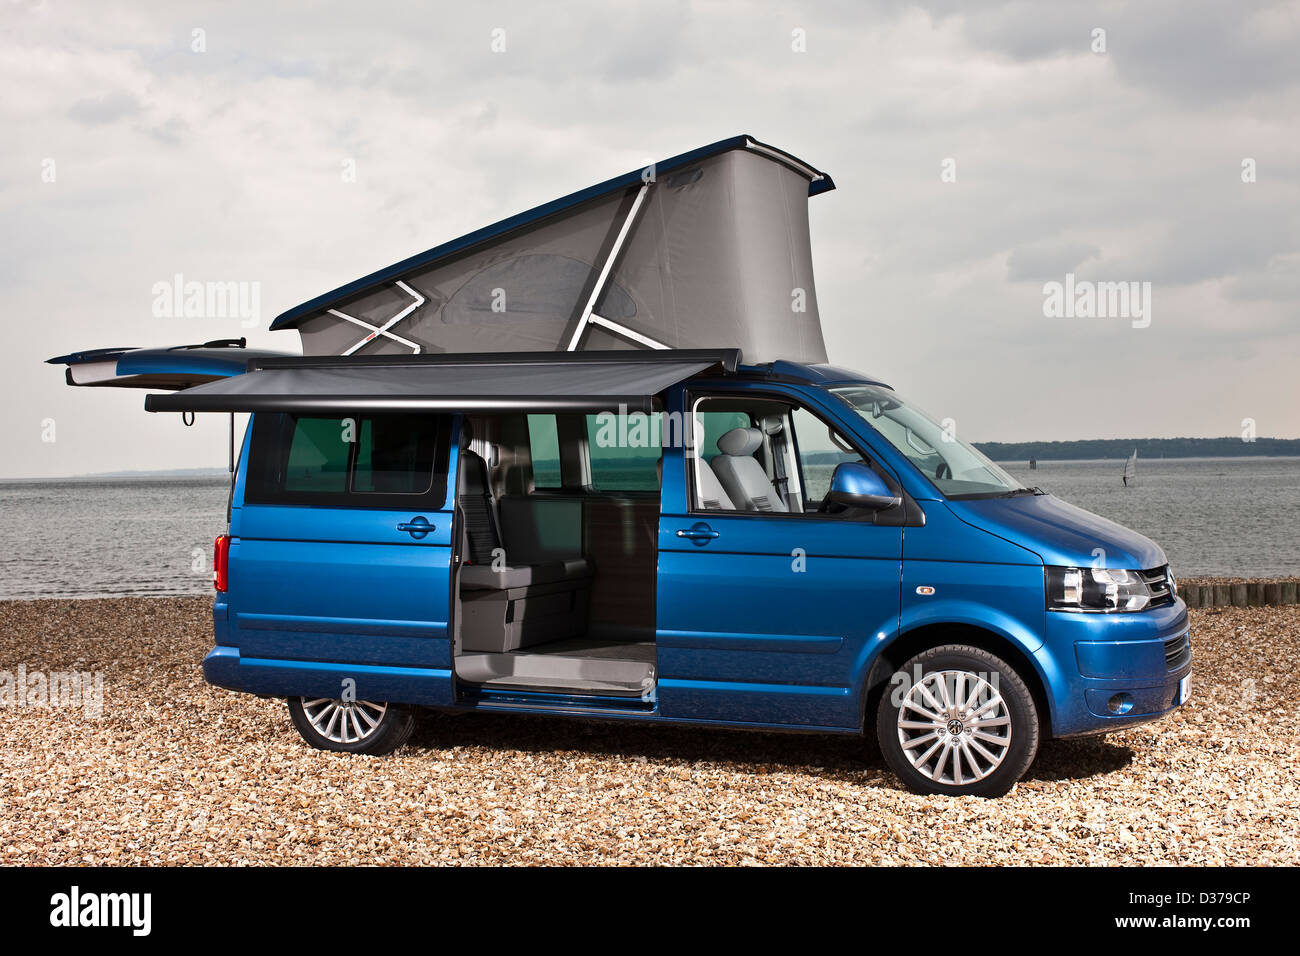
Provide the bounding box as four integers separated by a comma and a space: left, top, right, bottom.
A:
398, 517, 434, 538
675, 522, 720, 543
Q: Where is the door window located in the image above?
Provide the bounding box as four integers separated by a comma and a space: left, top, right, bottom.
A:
688, 395, 880, 517
790, 406, 869, 506
247, 413, 450, 508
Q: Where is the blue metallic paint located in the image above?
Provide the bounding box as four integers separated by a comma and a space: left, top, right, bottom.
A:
827, 461, 895, 502
947, 493, 1168, 570
213, 416, 459, 705
654, 381, 902, 729
208, 368, 1189, 743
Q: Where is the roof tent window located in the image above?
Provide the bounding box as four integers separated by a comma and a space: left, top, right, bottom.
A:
441, 254, 636, 326
247, 413, 450, 508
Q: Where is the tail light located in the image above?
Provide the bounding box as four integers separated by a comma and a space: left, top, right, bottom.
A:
213, 534, 231, 592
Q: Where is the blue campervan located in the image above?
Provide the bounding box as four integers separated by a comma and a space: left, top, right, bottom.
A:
51, 137, 1189, 796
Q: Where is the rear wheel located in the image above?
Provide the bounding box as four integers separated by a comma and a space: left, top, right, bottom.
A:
876, 644, 1039, 797
287, 696, 416, 755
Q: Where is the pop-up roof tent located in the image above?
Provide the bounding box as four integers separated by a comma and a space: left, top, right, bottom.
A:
50, 136, 835, 413
269, 135, 834, 364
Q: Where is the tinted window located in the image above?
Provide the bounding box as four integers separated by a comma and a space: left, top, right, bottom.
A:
284, 416, 351, 493
585, 411, 662, 492
527, 414, 562, 489
353, 416, 439, 495
247, 413, 449, 507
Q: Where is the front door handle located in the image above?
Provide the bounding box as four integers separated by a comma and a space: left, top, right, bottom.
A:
676, 522, 720, 544
398, 516, 435, 539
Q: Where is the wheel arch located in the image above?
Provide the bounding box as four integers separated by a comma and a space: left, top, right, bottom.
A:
860, 622, 1054, 737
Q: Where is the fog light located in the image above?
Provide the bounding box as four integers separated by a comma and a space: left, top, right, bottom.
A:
1107, 693, 1134, 715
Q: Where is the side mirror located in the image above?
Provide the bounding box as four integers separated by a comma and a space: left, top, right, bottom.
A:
828, 461, 901, 511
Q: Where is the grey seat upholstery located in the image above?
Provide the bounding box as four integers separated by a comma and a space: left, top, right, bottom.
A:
460, 558, 590, 590
711, 427, 787, 512
458, 447, 592, 653
694, 457, 735, 510
459, 449, 591, 590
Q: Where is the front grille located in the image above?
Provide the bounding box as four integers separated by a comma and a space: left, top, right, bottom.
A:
1164, 631, 1191, 670
1142, 565, 1175, 608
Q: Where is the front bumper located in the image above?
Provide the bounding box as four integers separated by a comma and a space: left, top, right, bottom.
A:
1041, 597, 1192, 737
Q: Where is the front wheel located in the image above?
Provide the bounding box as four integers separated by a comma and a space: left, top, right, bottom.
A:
287, 696, 416, 755
876, 644, 1039, 797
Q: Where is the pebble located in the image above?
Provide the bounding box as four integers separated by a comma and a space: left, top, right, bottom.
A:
1, 597, 1296, 865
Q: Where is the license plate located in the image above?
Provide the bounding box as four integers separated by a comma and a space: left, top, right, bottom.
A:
1178, 675, 1191, 705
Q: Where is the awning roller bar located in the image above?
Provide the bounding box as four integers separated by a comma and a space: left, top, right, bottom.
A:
143, 351, 738, 416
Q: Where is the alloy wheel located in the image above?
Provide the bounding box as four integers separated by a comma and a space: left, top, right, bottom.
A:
896, 669, 1012, 786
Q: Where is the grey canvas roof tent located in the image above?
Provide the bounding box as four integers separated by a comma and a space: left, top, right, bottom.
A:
51, 136, 837, 409
268, 135, 834, 365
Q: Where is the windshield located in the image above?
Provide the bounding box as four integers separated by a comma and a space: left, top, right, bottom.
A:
832, 385, 1030, 499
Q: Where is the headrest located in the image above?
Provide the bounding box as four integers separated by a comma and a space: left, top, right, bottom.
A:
717, 427, 762, 457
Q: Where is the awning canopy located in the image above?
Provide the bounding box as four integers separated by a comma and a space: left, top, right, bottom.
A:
143, 349, 739, 415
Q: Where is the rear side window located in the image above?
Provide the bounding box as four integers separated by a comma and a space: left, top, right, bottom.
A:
284, 417, 351, 493
527, 414, 562, 490
585, 412, 662, 492
246, 413, 450, 508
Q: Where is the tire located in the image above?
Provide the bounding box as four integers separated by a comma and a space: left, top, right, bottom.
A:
287, 696, 416, 755
876, 644, 1039, 798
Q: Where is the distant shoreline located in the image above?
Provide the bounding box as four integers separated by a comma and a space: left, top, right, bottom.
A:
974, 437, 1300, 461
3, 451, 1300, 482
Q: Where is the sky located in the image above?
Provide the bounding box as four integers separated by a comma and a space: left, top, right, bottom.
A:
3, 0, 1298, 478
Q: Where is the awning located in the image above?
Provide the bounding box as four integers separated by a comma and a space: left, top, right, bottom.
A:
143, 349, 740, 415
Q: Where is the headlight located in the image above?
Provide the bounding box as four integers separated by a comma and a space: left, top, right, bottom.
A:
1046, 566, 1153, 613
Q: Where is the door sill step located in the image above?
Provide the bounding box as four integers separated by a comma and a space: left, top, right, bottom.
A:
462, 685, 656, 710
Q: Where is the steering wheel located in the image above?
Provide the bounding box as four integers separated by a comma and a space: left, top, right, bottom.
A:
935, 461, 952, 480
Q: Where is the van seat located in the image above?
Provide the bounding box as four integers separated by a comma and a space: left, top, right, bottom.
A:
711, 427, 787, 512
458, 449, 591, 652
459, 449, 591, 588
460, 558, 589, 590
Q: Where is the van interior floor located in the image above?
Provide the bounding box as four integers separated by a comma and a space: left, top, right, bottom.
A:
456, 639, 657, 699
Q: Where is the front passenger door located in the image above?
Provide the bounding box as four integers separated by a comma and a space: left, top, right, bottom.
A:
656, 390, 903, 729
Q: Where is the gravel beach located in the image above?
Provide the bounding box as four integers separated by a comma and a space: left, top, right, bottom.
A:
1, 596, 1296, 866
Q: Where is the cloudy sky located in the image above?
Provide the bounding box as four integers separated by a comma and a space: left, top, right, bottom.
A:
4, 0, 1298, 478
